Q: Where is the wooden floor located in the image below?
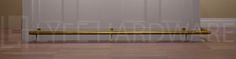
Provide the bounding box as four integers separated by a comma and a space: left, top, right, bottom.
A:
0, 43, 236, 59
0, 27, 236, 59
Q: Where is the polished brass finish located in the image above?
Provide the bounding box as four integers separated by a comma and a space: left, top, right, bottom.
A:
29, 30, 210, 35
29, 28, 211, 41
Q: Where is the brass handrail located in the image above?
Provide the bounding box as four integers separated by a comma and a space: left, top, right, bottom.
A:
29, 28, 211, 42
29, 30, 210, 35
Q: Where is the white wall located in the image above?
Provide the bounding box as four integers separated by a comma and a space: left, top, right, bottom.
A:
23, 0, 200, 42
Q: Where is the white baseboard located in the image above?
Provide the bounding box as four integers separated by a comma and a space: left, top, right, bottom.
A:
200, 18, 236, 27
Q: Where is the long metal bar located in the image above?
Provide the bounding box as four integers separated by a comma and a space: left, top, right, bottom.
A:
29, 31, 210, 35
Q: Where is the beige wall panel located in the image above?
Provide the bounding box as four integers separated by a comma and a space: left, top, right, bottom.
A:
201, 0, 236, 18
0, 0, 22, 46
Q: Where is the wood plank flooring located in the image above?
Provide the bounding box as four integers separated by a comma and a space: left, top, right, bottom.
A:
0, 43, 236, 59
